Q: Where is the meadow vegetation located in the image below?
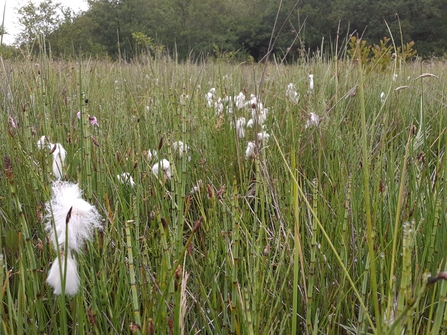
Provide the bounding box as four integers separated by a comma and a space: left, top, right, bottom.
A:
1, 48, 447, 334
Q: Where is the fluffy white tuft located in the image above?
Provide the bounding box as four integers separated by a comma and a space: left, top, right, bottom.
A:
46, 254, 80, 295
45, 181, 101, 252
51, 143, 67, 180
236, 117, 246, 138
117, 172, 135, 187
152, 159, 171, 180
245, 141, 256, 159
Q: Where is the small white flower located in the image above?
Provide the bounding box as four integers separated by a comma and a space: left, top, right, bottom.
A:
46, 253, 80, 295
245, 141, 256, 159
257, 131, 270, 142
205, 88, 216, 107
214, 98, 223, 115
117, 172, 135, 187
236, 117, 246, 138
152, 159, 171, 180
37, 135, 52, 150
235, 92, 246, 109
286, 83, 300, 104
380, 92, 386, 104
147, 149, 157, 161
309, 74, 314, 91
305, 112, 320, 129
172, 141, 191, 161
246, 119, 254, 128
51, 143, 67, 180
44, 181, 102, 253
249, 94, 257, 106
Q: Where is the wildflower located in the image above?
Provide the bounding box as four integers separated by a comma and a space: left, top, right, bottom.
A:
37, 135, 52, 150
44, 181, 102, 253
89, 116, 99, 126
246, 119, 254, 128
236, 117, 246, 138
172, 141, 191, 161
235, 92, 246, 109
257, 131, 270, 142
117, 172, 135, 187
214, 98, 224, 115
205, 88, 216, 107
147, 149, 157, 161
251, 102, 268, 125
77, 111, 81, 119
305, 112, 320, 129
286, 83, 300, 104
46, 252, 80, 295
380, 92, 386, 104
309, 74, 314, 91
9, 116, 16, 128
152, 159, 171, 180
245, 141, 256, 159
249, 94, 257, 106
51, 143, 67, 180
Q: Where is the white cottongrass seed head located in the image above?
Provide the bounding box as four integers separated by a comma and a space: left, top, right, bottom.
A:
172, 141, 191, 161
257, 131, 270, 142
46, 252, 80, 295
380, 92, 386, 104
305, 112, 320, 129
245, 141, 256, 159
117, 172, 135, 187
286, 83, 300, 104
236, 117, 246, 138
37, 135, 52, 150
147, 149, 157, 161
44, 181, 102, 253
51, 143, 67, 180
309, 74, 314, 91
152, 159, 172, 180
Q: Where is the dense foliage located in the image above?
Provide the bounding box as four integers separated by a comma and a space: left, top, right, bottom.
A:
11, 0, 447, 60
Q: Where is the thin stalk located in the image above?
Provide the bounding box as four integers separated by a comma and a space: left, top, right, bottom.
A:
356, 39, 381, 333
306, 178, 319, 333
125, 220, 142, 333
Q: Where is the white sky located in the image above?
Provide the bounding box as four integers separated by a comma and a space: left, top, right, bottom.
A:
1, 0, 89, 45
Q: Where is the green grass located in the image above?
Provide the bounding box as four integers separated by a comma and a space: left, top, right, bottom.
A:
1, 53, 447, 334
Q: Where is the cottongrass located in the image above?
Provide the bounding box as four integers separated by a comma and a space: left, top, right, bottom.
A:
117, 172, 136, 187
46, 252, 80, 295
44, 181, 102, 295
152, 159, 172, 180
45, 181, 102, 253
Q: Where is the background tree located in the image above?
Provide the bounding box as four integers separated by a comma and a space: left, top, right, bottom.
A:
14, 0, 447, 60
17, 0, 64, 48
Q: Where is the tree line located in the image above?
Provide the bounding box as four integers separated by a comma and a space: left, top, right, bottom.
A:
10, 0, 447, 61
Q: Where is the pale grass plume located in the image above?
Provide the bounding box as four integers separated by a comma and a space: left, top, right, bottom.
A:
46, 252, 80, 295
245, 141, 256, 159
117, 172, 136, 187
44, 181, 102, 253
305, 113, 320, 129
51, 143, 67, 180
152, 159, 172, 180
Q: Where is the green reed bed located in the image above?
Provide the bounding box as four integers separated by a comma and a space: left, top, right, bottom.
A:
1, 54, 447, 334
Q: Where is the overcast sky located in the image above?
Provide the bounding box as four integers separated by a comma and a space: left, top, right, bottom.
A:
1, 0, 89, 45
